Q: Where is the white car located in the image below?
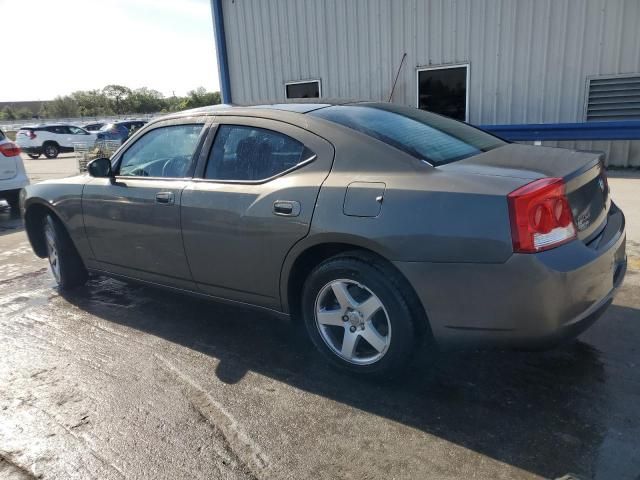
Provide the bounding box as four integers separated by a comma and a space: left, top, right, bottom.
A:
0, 129, 29, 210
15, 124, 96, 159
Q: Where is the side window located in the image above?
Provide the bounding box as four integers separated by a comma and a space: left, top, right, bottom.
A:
118, 124, 204, 178
205, 125, 311, 181
50, 126, 69, 134
69, 126, 86, 135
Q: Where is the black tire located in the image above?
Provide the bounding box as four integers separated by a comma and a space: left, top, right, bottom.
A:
301, 252, 420, 377
44, 214, 88, 290
43, 142, 59, 159
28, 153, 41, 159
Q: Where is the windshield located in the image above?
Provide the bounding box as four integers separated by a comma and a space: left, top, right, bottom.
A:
310, 103, 506, 166
100, 123, 115, 131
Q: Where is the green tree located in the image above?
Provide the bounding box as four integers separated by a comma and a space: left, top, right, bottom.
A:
103, 84, 132, 114
181, 87, 221, 109
2, 106, 16, 120
48, 96, 79, 118
38, 103, 49, 119
129, 87, 165, 113
71, 89, 113, 117
16, 107, 33, 120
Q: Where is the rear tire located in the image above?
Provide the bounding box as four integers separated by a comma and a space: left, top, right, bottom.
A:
301, 252, 418, 377
44, 214, 88, 290
43, 142, 59, 159
28, 153, 41, 159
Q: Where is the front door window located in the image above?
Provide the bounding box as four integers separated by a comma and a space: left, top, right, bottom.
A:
118, 124, 204, 178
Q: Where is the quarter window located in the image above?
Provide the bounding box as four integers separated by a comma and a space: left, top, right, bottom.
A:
118, 124, 204, 178
417, 65, 468, 121
205, 125, 311, 181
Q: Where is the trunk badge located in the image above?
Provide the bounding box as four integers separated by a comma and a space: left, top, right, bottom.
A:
577, 211, 591, 231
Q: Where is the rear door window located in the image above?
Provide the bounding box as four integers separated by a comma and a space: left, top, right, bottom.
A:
205, 125, 312, 181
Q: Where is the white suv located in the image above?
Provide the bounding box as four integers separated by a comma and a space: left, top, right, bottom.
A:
15, 124, 96, 159
0, 129, 29, 209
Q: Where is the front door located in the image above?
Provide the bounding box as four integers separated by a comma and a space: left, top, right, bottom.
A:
82, 120, 208, 288
181, 116, 334, 310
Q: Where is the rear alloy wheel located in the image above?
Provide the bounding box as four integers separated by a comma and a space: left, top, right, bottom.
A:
44, 214, 88, 289
302, 253, 417, 377
28, 153, 41, 159
43, 143, 59, 159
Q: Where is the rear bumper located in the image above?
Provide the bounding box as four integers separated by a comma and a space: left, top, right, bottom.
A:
395, 204, 627, 349
0, 174, 30, 193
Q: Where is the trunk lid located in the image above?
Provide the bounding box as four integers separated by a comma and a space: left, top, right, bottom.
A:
439, 143, 610, 243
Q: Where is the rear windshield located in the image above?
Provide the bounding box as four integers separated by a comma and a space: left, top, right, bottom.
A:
0, 130, 4, 140
310, 103, 506, 166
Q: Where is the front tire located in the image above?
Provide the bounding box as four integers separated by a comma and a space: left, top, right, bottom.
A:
44, 215, 88, 289
302, 253, 418, 377
43, 143, 59, 159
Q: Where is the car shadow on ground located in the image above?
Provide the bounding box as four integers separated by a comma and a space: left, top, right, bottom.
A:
0, 206, 24, 236
62, 276, 640, 479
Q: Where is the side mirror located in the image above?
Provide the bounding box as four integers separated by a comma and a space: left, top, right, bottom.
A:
87, 157, 113, 178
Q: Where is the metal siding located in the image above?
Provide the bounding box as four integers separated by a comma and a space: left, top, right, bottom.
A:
221, 0, 640, 166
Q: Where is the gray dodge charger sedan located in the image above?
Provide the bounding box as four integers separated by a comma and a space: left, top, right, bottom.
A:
21, 102, 627, 376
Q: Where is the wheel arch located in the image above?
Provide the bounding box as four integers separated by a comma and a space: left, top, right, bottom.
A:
24, 199, 68, 258
281, 235, 430, 338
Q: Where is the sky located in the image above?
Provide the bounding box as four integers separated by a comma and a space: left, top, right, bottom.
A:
0, 0, 220, 101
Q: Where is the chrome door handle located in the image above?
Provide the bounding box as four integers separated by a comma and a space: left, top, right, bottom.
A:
155, 191, 175, 204
273, 200, 300, 216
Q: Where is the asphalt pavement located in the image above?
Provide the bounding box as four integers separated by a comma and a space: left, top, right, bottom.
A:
0, 155, 639, 479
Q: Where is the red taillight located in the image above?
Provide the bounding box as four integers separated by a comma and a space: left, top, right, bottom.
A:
0, 142, 21, 157
507, 177, 576, 253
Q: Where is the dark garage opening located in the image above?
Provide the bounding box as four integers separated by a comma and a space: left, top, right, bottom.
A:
418, 65, 468, 121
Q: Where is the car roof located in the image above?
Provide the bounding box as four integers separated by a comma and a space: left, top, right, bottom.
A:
159, 100, 370, 123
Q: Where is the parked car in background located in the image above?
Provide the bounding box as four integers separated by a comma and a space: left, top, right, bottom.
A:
82, 122, 106, 132
96, 120, 147, 146
15, 124, 96, 159
0, 128, 29, 209
21, 102, 627, 377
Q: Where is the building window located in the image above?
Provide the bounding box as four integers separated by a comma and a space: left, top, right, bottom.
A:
285, 80, 321, 99
585, 74, 640, 121
417, 64, 468, 121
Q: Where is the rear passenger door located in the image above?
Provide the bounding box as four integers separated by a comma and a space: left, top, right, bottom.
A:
181, 116, 334, 310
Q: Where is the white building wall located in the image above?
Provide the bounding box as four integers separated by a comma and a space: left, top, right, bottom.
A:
221, 0, 640, 166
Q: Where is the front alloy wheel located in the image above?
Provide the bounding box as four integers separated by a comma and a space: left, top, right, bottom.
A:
44, 219, 61, 283
43, 215, 88, 289
315, 279, 391, 365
